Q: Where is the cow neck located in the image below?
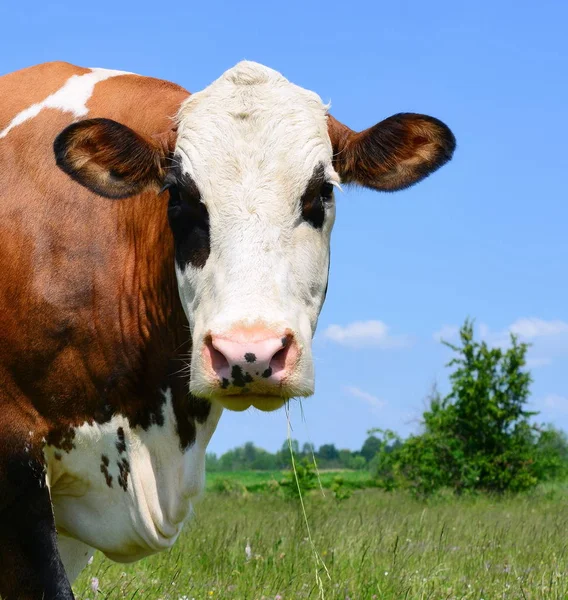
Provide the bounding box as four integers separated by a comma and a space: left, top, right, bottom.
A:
46, 192, 210, 454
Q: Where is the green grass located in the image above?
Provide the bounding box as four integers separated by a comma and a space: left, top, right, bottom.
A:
74, 484, 568, 599
206, 469, 374, 493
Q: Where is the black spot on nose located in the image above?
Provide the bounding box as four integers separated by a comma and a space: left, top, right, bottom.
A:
244, 353, 256, 363
262, 367, 273, 378
231, 365, 246, 387
232, 365, 253, 387
221, 378, 230, 389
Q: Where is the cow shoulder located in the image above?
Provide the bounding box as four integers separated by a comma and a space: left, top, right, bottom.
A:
0, 61, 90, 131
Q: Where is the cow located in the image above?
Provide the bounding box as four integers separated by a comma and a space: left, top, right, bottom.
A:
0, 60, 455, 599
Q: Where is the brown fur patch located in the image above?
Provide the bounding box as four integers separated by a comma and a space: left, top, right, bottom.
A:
0, 62, 206, 470
46, 427, 76, 453
0, 61, 89, 131
0, 61, 215, 597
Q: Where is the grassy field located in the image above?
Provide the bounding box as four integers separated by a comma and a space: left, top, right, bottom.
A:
73, 482, 568, 600
206, 469, 374, 493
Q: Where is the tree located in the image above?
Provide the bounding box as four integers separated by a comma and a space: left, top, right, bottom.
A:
533, 425, 568, 481
243, 441, 257, 464
317, 444, 339, 462
280, 439, 299, 455
218, 449, 238, 471
206, 452, 220, 472
301, 442, 316, 456
275, 439, 300, 468
368, 429, 402, 490
360, 435, 382, 463
396, 319, 540, 495
251, 451, 278, 470
338, 449, 353, 468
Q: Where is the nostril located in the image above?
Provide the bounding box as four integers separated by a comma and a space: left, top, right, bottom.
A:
205, 335, 230, 375
269, 334, 294, 375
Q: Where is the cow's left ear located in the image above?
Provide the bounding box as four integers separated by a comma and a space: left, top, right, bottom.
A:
54, 118, 175, 199
328, 113, 455, 192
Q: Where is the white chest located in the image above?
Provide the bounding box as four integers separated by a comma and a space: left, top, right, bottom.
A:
45, 390, 222, 562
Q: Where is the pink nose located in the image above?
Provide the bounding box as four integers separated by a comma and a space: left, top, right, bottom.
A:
204, 329, 298, 388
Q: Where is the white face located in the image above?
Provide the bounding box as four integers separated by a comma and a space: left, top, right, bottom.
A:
170, 62, 338, 411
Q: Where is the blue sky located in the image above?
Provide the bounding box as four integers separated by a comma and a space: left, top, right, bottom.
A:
2, 1, 567, 454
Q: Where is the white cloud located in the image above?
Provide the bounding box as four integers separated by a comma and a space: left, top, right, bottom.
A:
324, 320, 412, 349
344, 386, 386, 412
509, 318, 568, 339
433, 324, 459, 342
542, 394, 568, 413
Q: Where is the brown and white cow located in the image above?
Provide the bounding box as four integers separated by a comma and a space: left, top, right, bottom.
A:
0, 61, 455, 599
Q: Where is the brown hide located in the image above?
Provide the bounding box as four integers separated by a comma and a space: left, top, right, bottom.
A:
0, 63, 209, 460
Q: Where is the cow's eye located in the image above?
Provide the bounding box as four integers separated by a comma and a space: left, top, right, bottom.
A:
301, 181, 334, 230
166, 177, 211, 269
320, 182, 335, 202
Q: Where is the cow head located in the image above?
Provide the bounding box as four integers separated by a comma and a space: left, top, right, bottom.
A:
54, 61, 455, 412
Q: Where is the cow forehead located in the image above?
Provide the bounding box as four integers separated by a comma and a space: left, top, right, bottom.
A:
174, 61, 334, 200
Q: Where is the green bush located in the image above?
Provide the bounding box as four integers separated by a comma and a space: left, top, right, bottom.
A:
368, 429, 402, 491
398, 320, 541, 495
533, 425, 568, 481
279, 458, 317, 499
370, 319, 568, 497
330, 475, 352, 500
211, 478, 248, 496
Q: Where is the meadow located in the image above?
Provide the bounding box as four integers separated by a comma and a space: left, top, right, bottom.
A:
74, 479, 568, 600
206, 470, 374, 494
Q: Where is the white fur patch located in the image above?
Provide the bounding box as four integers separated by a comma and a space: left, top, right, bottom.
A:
45, 390, 222, 566
0, 67, 129, 139
173, 61, 337, 397
56, 535, 95, 583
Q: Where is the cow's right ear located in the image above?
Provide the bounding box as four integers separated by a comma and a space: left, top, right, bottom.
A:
54, 118, 174, 199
